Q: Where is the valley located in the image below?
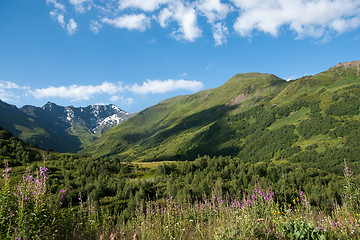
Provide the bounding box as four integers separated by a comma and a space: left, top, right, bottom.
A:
1, 60, 360, 239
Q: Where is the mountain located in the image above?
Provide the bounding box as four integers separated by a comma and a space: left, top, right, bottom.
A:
20, 102, 130, 135
83, 60, 360, 166
83, 72, 288, 159
0, 101, 131, 153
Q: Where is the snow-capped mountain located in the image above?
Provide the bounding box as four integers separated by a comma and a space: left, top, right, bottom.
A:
21, 102, 131, 135
0, 100, 132, 153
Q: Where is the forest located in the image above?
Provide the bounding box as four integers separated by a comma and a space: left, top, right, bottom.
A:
1, 124, 360, 239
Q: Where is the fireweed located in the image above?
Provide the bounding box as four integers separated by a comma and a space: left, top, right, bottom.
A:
0, 161, 99, 239
1, 160, 360, 239
118, 167, 360, 240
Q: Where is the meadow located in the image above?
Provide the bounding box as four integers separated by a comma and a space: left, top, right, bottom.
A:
1, 158, 360, 239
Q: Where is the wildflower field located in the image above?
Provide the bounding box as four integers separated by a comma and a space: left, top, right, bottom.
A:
1, 157, 360, 240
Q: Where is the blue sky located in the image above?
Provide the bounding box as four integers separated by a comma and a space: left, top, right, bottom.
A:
0, 0, 360, 113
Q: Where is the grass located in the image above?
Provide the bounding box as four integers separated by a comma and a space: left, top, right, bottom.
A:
295, 134, 344, 153
268, 107, 311, 130
84, 73, 288, 158
69, 124, 97, 148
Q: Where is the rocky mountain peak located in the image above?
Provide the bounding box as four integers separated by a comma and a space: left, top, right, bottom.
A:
22, 101, 131, 136
330, 60, 360, 72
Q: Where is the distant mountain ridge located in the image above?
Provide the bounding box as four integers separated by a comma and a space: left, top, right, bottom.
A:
0, 101, 131, 153
21, 102, 129, 135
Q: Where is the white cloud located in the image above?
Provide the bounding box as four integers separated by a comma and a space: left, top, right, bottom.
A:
213, 22, 228, 46
30, 82, 124, 101
46, 0, 65, 11
158, 2, 202, 42
110, 95, 120, 102
27, 78, 203, 101
232, 0, 360, 38
66, 18, 78, 35
49, 11, 78, 35
102, 14, 151, 31
45, 0, 360, 42
0, 89, 19, 102
128, 79, 204, 94
55, 13, 65, 27
119, 0, 170, 12
196, 0, 232, 23
69, 0, 93, 13
90, 20, 102, 33
0, 81, 29, 90
330, 17, 360, 34
0, 81, 29, 102
158, 7, 173, 27
110, 96, 134, 105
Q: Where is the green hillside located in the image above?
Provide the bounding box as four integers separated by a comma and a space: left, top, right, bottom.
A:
0, 126, 43, 168
84, 61, 360, 167
84, 73, 287, 160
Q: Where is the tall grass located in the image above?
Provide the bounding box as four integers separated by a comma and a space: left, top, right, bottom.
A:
1, 160, 360, 239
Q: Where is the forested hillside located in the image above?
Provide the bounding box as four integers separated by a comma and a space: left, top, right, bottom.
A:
1, 128, 360, 239
0, 126, 42, 167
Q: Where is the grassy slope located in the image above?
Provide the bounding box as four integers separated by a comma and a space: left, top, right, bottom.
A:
84, 62, 360, 162
84, 73, 288, 159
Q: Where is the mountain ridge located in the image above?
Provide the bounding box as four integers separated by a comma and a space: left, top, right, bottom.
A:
83, 61, 360, 161
0, 101, 132, 152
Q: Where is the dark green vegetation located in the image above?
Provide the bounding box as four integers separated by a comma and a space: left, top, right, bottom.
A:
1, 135, 360, 239
0, 126, 42, 167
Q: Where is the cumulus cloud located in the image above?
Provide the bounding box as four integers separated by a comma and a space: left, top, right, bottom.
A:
213, 22, 229, 46
159, 2, 202, 42
30, 82, 124, 101
196, 0, 232, 23
102, 14, 151, 31
66, 19, 78, 35
128, 79, 204, 94
231, 0, 360, 38
28, 79, 204, 101
46, 0, 65, 11
118, 0, 170, 12
90, 20, 102, 33
49, 11, 78, 35
69, 0, 93, 13
45, 0, 360, 43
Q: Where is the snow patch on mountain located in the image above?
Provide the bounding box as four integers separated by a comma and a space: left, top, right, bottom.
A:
21, 102, 131, 135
